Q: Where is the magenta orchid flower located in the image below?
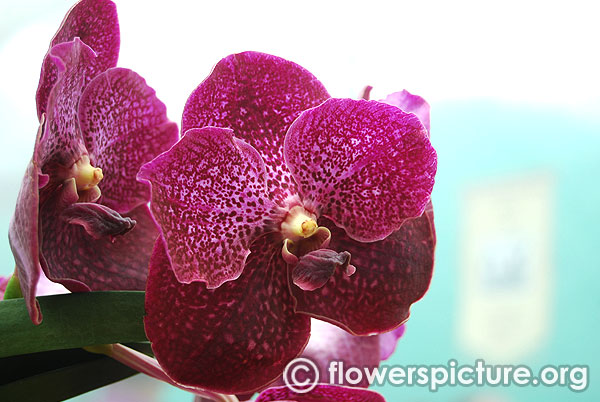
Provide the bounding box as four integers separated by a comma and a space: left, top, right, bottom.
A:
8, 0, 178, 324
254, 385, 386, 402
139, 51, 436, 394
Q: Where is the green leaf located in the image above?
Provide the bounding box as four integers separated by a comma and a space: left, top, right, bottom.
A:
3, 274, 23, 300
0, 291, 148, 358
0, 343, 153, 402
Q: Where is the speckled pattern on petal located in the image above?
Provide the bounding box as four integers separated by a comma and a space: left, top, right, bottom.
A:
40, 200, 156, 292
8, 120, 48, 324
383, 90, 431, 135
181, 51, 330, 203
290, 206, 435, 335
79, 67, 178, 214
285, 98, 437, 242
40, 39, 96, 172
138, 127, 275, 287
255, 385, 385, 402
145, 236, 310, 394
36, 0, 119, 118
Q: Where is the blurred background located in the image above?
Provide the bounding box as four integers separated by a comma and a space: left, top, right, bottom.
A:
0, 0, 598, 401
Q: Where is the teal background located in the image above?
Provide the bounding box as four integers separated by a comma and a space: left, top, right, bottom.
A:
1, 1, 599, 402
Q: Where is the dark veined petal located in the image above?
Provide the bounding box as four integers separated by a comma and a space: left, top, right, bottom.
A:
255, 385, 385, 402
378, 325, 406, 361
39, 38, 96, 171
182, 51, 330, 203
383, 90, 431, 135
290, 206, 435, 335
8, 119, 48, 324
78, 67, 178, 214
145, 236, 310, 394
36, 0, 119, 118
40, 190, 157, 292
284, 98, 437, 243
138, 127, 275, 287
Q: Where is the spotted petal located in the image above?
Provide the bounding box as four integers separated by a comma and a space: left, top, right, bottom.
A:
145, 236, 310, 393
40, 38, 96, 172
383, 90, 430, 135
182, 51, 330, 203
138, 127, 275, 287
40, 188, 157, 292
290, 206, 435, 335
8, 119, 48, 324
285, 98, 436, 242
36, 0, 119, 118
255, 385, 385, 402
78, 67, 178, 213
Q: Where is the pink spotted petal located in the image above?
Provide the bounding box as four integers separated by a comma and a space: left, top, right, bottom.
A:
39, 38, 96, 172
378, 325, 406, 361
36, 0, 119, 118
255, 385, 385, 402
182, 51, 330, 203
8, 119, 48, 324
290, 206, 435, 335
61, 202, 135, 240
138, 127, 275, 287
292, 250, 351, 291
383, 90, 431, 135
145, 235, 310, 394
40, 196, 157, 292
285, 98, 436, 243
78, 67, 178, 214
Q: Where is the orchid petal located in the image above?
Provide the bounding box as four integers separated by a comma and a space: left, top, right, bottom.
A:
8, 119, 48, 324
36, 0, 119, 118
182, 51, 330, 203
383, 90, 430, 135
40, 200, 157, 292
290, 206, 435, 335
0, 276, 9, 299
78, 67, 178, 213
40, 38, 96, 171
378, 325, 406, 361
138, 127, 275, 287
255, 385, 385, 402
145, 235, 310, 394
302, 319, 381, 388
285, 98, 436, 243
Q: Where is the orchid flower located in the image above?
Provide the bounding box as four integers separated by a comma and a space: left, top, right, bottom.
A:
254, 385, 386, 402
8, 0, 178, 324
139, 51, 436, 394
